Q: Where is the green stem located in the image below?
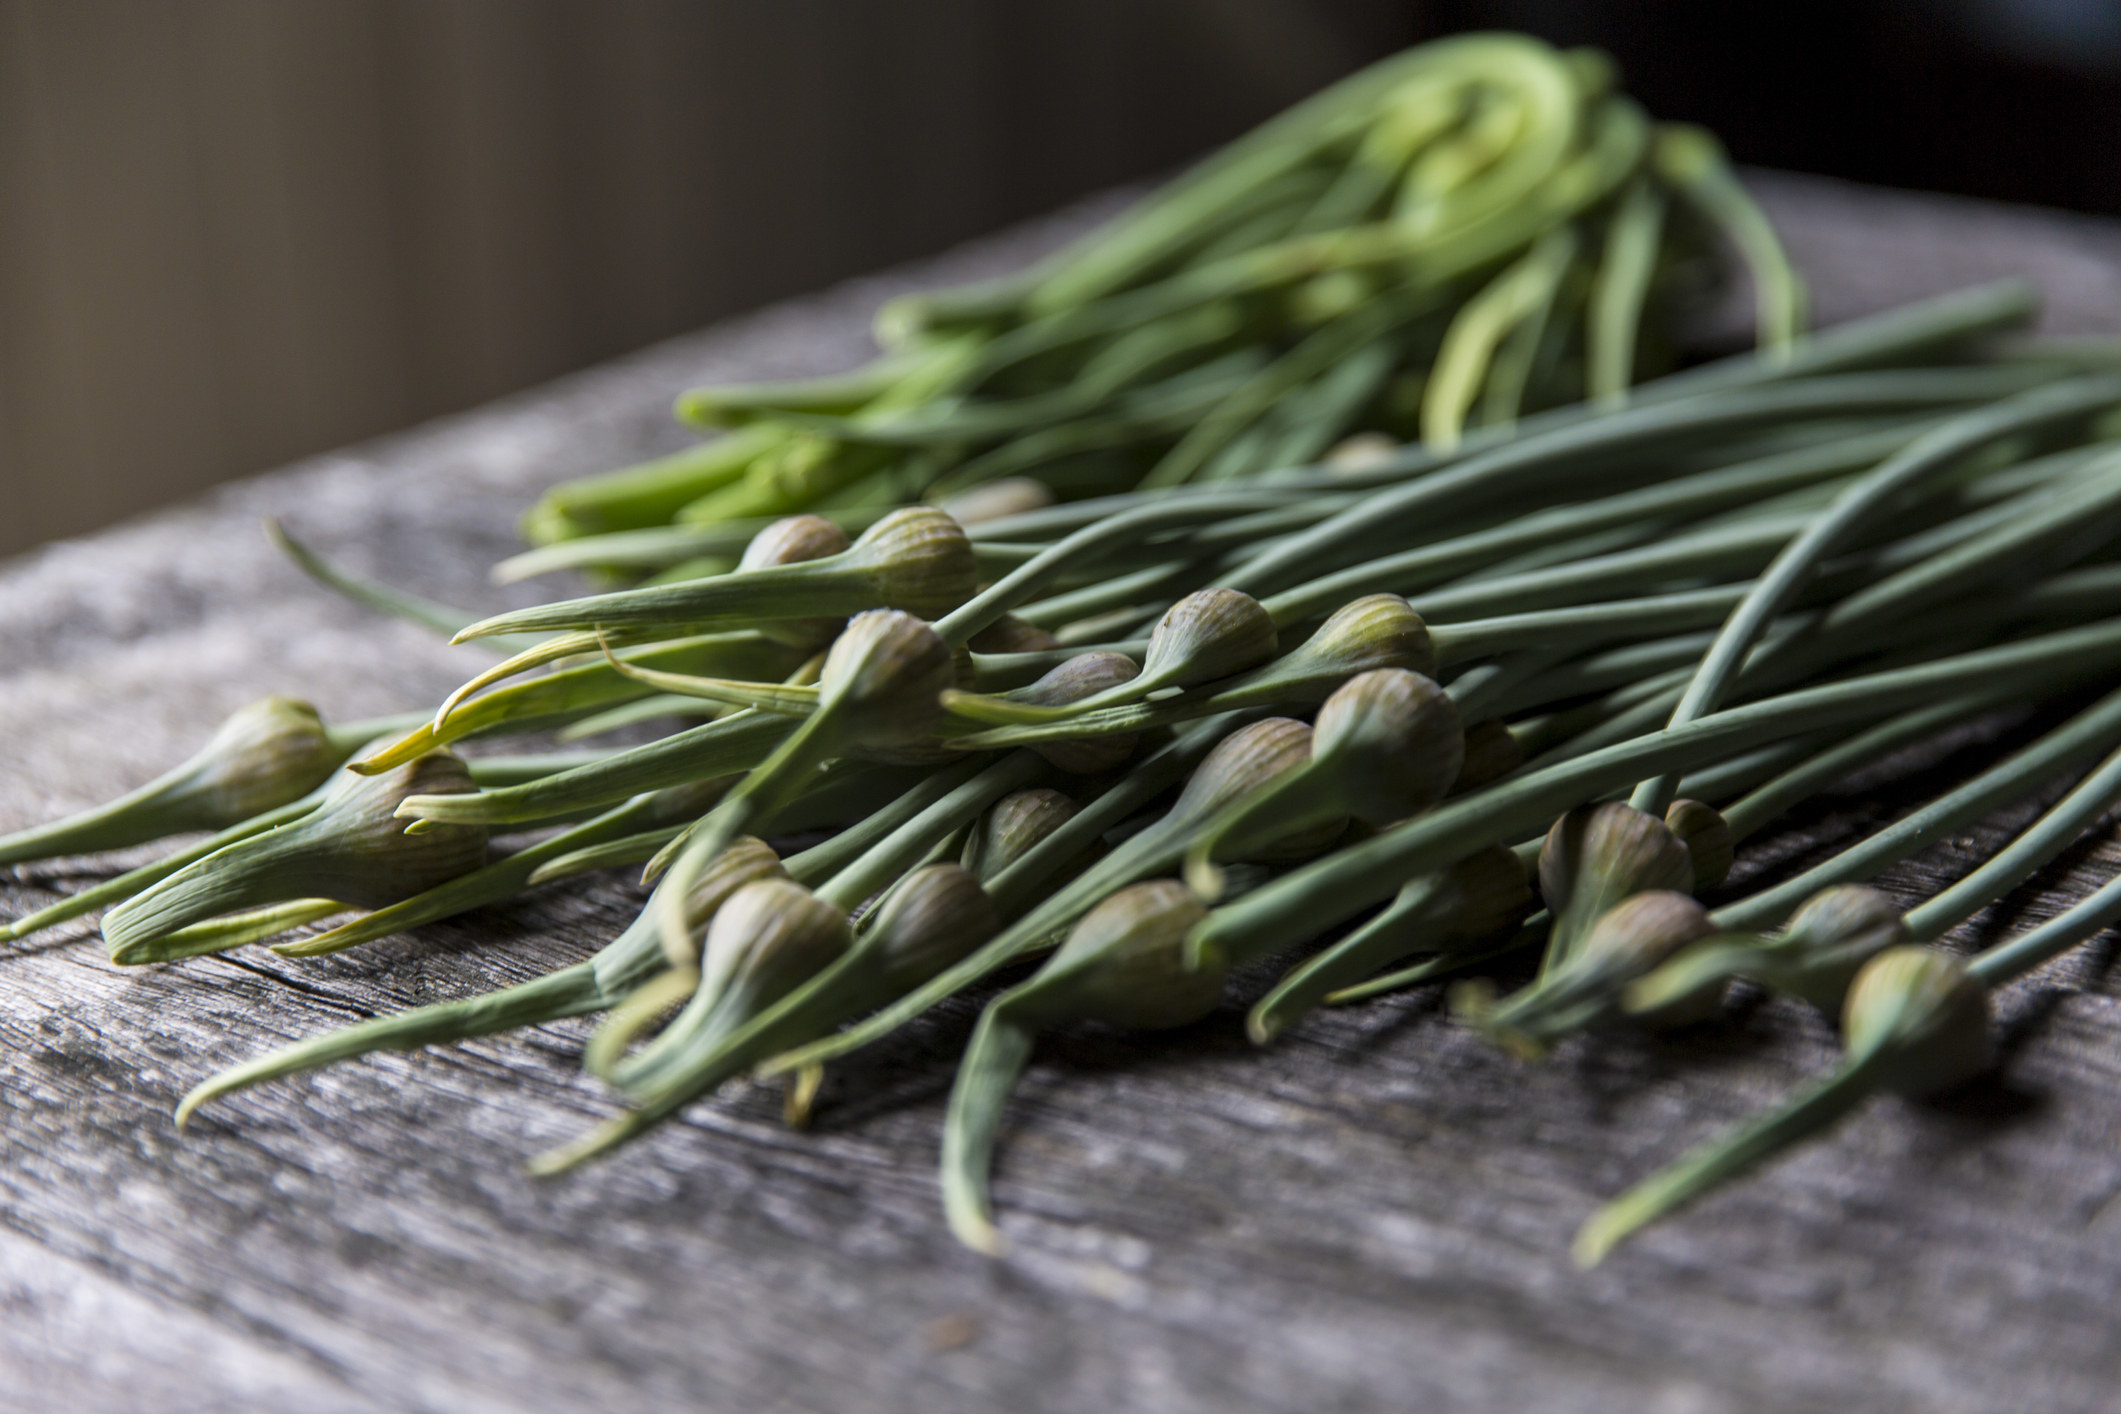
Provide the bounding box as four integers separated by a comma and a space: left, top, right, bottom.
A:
1967, 869, 2121, 987
1574, 1055, 1882, 1266
940, 1003, 1039, 1254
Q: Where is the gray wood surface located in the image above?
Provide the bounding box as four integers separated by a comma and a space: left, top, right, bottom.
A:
8, 174, 2121, 1414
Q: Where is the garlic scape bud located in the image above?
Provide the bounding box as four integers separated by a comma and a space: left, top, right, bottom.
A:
965, 614, 1062, 655
1185, 668, 1461, 901
962, 789, 1080, 883
451, 506, 976, 642
1663, 798, 1733, 889
755, 715, 1307, 1081
0, 697, 349, 866
173, 837, 785, 1130
737, 513, 855, 647
943, 880, 1227, 1253
1449, 718, 1523, 794
1842, 946, 1995, 1097
583, 878, 852, 1083
103, 752, 489, 966
943, 651, 1144, 773
1248, 846, 1531, 1043
1624, 884, 1907, 1021
538, 865, 1001, 1170
650, 611, 956, 963
1465, 891, 1717, 1056
941, 588, 1278, 725
1537, 801, 1695, 976
1575, 947, 1991, 1266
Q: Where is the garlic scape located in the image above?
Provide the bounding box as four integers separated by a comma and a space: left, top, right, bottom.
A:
754, 713, 1300, 1080
524, 826, 690, 887
1185, 667, 1462, 901
942, 880, 1226, 1253
649, 610, 957, 963
1462, 890, 1716, 1055
1623, 884, 1906, 1022
1712, 683, 2121, 936
267, 777, 734, 959
947, 594, 1432, 748
536, 864, 1002, 1172
411, 511, 851, 741
173, 837, 787, 1129
450, 507, 976, 642
1628, 705, 2121, 1021
586, 637, 834, 719
1248, 845, 1531, 1043
0, 697, 382, 867
939, 588, 1277, 725
101, 752, 490, 965
1575, 946, 1991, 1266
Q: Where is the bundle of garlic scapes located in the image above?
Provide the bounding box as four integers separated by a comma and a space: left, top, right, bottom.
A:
10, 35, 2121, 1272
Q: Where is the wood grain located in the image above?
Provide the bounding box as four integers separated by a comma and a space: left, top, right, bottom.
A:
6, 175, 2121, 1414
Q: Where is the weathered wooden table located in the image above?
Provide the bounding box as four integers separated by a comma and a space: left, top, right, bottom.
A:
8, 173, 2121, 1414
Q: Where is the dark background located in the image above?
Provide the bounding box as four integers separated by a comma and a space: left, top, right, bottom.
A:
4, 0, 2116, 556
